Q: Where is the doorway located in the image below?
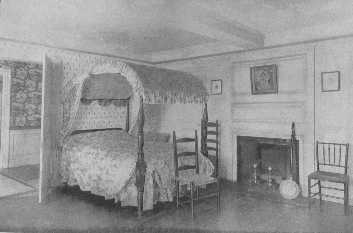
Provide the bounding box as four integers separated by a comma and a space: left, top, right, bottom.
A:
0, 65, 40, 198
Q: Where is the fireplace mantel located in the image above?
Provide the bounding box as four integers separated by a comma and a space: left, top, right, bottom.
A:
239, 136, 293, 146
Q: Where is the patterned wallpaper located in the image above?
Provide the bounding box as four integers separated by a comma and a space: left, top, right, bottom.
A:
0, 61, 42, 129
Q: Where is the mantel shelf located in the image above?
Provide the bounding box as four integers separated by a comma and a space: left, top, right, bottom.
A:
238, 136, 298, 146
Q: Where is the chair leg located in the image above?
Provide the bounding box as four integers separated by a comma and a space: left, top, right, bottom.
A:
196, 185, 199, 201
190, 182, 194, 218
318, 180, 322, 211
308, 177, 311, 210
217, 180, 221, 214
196, 185, 199, 217
344, 182, 349, 216
176, 181, 180, 208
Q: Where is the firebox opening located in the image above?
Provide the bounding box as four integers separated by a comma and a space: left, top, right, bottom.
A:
237, 136, 299, 186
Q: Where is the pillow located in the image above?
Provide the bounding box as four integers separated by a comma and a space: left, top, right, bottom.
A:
144, 132, 170, 143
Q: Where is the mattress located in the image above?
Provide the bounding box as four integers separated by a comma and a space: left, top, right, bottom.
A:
60, 129, 213, 210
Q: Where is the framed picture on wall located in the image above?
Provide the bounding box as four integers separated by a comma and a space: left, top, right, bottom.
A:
250, 64, 278, 95
321, 71, 340, 92
210, 79, 222, 95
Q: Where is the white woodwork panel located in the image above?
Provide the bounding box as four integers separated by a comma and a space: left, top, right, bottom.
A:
0, 69, 11, 168
232, 121, 306, 139
39, 55, 63, 203
8, 129, 40, 167
233, 55, 306, 96
232, 101, 305, 124
233, 91, 307, 103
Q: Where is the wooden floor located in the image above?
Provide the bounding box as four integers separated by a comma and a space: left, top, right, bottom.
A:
0, 181, 352, 233
0, 164, 39, 189
0, 174, 33, 199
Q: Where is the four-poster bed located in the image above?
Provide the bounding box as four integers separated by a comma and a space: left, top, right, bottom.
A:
55, 62, 213, 217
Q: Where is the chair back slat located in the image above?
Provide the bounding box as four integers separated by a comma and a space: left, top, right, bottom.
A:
173, 130, 199, 178
207, 130, 217, 135
178, 165, 197, 171
207, 139, 217, 143
176, 138, 195, 143
207, 146, 217, 151
316, 141, 349, 174
207, 122, 218, 127
177, 152, 196, 157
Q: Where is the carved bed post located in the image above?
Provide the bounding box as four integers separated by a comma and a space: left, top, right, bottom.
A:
290, 122, 298, 182
135, 96, 146, 217
201, 102, 208, 156
125, 97, 130, 132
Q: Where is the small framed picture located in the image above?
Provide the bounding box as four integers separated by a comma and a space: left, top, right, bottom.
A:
321, 71, 340, 92
211, 79, 222, 95
250, 64, 278, 95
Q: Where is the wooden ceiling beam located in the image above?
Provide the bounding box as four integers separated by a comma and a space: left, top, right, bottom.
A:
168, 16, 264, 49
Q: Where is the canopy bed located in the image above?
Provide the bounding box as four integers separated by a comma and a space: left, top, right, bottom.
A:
50, 62, 212, 217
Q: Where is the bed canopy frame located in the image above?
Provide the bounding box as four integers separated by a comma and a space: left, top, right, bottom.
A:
62, 62, 209, 217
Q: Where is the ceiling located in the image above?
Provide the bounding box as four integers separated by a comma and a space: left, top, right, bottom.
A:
0, 0, 352, 63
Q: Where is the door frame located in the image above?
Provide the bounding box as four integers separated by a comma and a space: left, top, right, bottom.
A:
0, 68, 11, 169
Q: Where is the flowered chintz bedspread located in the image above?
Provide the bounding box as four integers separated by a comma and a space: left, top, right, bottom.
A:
60, 129, 214, 210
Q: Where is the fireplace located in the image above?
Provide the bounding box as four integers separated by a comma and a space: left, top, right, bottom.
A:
237, 136, 299, 185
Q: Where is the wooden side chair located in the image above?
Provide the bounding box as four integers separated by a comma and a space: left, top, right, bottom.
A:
308, 141, 350, 215
204, 120, 219, 177
173, 130, 220, 218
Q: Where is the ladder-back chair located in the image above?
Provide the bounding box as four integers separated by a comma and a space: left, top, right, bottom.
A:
308, 141, 350, 215
173, 130, 220, 218
204, 120, 219, 177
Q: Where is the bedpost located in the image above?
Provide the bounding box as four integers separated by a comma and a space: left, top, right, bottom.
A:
125, 97, 130, 132
290, 122, 298, 182
135, 96, 146, 217
201, 102, 208, 156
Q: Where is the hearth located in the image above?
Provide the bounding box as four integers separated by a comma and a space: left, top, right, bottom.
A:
237, 135, 299, 186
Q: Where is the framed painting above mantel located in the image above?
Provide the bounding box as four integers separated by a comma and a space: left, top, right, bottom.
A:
250, 64, 278, 95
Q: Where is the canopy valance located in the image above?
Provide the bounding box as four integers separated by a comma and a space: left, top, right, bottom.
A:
126, 63, 208, 104
61, 61, 208, 140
